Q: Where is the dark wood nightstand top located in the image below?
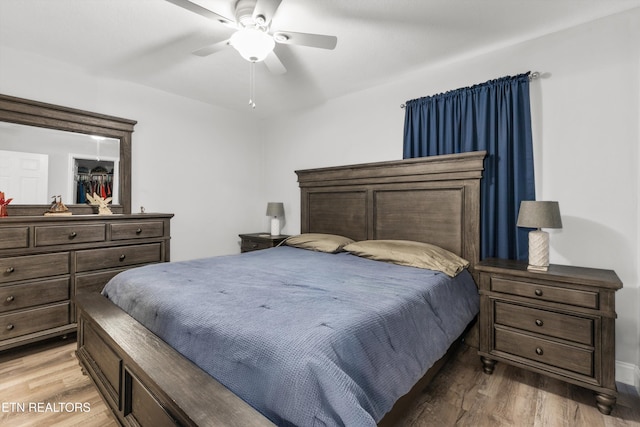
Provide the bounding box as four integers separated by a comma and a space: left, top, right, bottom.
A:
476, 258, 622, 290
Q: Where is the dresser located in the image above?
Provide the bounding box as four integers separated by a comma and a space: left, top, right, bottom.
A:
476, 258, 622, 415
0, 213, 172, 351
239, 233, 288, 253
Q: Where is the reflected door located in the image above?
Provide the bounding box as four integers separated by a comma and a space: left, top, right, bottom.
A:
0, 149, 49, 204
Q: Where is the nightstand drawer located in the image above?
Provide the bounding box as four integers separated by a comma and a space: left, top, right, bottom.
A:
495, 301, 593, 345
35, 224, 106, 246
241, 240, 272, 252
494, 328, 593, 376
491, 277, 598, 309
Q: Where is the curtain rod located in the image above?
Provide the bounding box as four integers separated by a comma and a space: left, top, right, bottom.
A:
400, 71, 541, 109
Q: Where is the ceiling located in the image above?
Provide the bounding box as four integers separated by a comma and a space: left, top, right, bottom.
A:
1, 0, 639, 117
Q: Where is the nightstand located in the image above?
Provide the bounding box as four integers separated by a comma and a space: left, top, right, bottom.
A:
239, 233, 289, 253
476, 258, 622, 415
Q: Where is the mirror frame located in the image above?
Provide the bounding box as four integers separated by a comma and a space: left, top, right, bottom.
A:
0, 93, 135, 215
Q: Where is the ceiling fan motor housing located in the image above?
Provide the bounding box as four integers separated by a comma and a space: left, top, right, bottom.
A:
235, 0, 259, 28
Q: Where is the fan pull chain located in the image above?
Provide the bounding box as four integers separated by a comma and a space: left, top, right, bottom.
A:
248, 61, 256, 109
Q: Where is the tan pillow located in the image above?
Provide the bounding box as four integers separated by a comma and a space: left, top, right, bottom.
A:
285, 233, 355, 253
343, 240, 469, 277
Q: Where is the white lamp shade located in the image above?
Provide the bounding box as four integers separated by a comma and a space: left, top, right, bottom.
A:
230, 28, 275, 62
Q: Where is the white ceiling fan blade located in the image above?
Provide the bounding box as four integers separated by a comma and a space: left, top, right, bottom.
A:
165, 0, 234, 26
264, 51, 287, 75
253, 0, 283, 26
273, 31, 337, 50
192, 39, 231, 57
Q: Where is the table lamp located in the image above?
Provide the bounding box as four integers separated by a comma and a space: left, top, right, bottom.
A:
517, 201, 562, 271
266, 202, 284, 236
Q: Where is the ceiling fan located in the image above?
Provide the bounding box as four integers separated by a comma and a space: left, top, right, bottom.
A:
165, 0, 338, 75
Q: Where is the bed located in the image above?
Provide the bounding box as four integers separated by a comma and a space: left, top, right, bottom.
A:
75, 150, 486, 427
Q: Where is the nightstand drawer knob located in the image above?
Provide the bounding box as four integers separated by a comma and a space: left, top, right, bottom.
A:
535, 319, 544, 327
535, 347, 544, 356
534, 289, 543, 296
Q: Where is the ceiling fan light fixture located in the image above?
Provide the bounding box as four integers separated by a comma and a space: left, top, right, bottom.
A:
230, 27, 275, 62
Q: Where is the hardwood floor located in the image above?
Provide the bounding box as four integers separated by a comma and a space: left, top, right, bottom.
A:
1, 337, 638, 426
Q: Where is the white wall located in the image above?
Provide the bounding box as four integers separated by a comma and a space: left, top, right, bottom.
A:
0, 46, 265, 261
262, 10, 640, 385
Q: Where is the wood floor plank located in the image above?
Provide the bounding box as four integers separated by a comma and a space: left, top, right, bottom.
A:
0, 338, 638, 426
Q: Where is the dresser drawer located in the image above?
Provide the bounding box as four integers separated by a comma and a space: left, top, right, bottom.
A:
110, 222, 164, 241
76, 269, 127, 295
35, 224, 106, 247
491, 277, 598, 309
0, 302, 69, 340
76, 243, 162, 272
0, 227, 29, 249
494, 328, 593, 376
495, 301, 593, 345
0, 252, 70, 284
1, 278, 69, 313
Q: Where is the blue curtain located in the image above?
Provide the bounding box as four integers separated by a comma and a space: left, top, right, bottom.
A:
403, 73, 535, 260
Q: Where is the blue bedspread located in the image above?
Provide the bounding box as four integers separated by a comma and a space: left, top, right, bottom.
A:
102, 246, 479, 426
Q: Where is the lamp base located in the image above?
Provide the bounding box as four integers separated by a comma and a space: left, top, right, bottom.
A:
527, 229, 550, 272
270, 217, 281, 236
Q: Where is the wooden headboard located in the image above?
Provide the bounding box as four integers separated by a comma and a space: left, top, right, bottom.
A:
295, 151, 486, 270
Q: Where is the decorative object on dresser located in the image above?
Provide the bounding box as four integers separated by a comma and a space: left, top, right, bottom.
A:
516, 201, 562, 271
0, 192, 12, 217
85, 193, 113, 215
239, 232, 288, 253
265, 202, 285, 236
44, 195, 72, 216
476, 258, 622, 415
0, 213, 173, 352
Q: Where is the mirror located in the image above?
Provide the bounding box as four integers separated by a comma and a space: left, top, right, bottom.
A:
1, 122, 120, 205
0, 94, 134, 215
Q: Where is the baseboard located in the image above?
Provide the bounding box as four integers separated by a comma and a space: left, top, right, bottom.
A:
616, 360, 640, 394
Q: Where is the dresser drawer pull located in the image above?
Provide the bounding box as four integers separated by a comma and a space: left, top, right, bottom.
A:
136, 228, 142, 234
534, 289, 543, 296
6, 295, 15, 303
6, 324, 14, 331
535, 347, 544, 356
119, 254, 126, 261
69, 231, 77, 238
5, 267, 15, 274
535, 319, 544, 327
